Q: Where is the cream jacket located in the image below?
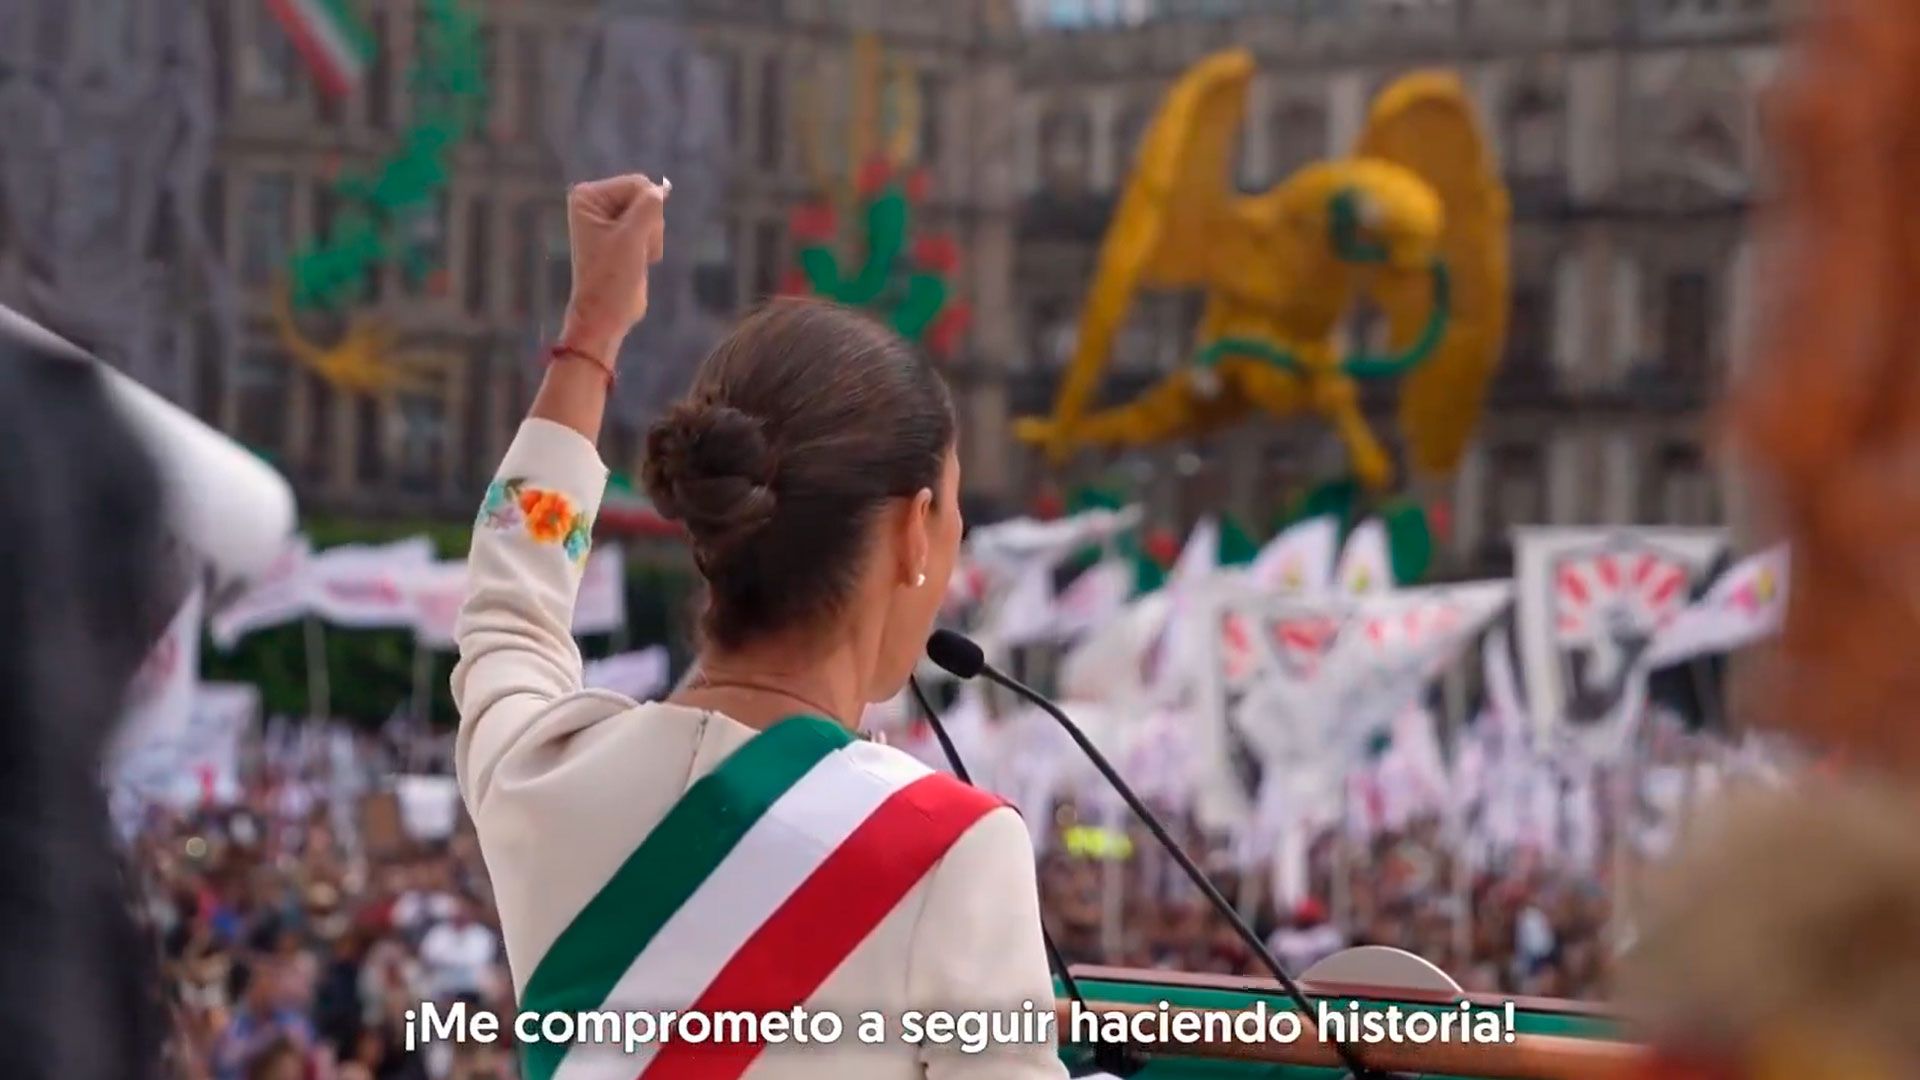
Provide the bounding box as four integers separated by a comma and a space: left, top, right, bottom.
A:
452, 419, 1068, 1079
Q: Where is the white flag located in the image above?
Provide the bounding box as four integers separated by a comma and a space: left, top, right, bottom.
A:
209, 538, 312, 649
1481, 624, 1531, 745
1335, 519, 1395, 596
1249, 516, 1338, 596
112, 680, 257, 809
1318, 580, 1512, 753
966, 505, 1142, 573
408, 560, 471, 650
582, 646, 670, 700
1169, 517, 1220, 593
1052, 557, 1133, 639
1645, 545, 1789, 669
1147, 518, 1222, 699
573, 544, 628, 635
980, 559, 1058, 649
114, 584, 205, 757
1512, 527, 1724, 760
395, 775, 463, 842
309, 537, 436, 628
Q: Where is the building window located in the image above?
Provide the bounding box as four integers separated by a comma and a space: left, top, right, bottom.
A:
402, 197, 450, 298
396, 390, 449, 494
1266, 101, 1326, 185
1485, 445, 1544, 561
1029, 297, 1072, 368
241, 173, 294, 285
465, 197, 492, 316
752, 220, 783, 301
194, 315, 226, 423
148, 190, 178, 264
355, 397, 383, 485
758, 55, 784, 170
202, 172, 227, 257
476, 26, 499, 142
1675, 114, 1746, 198
919, 73, 945, 167
1113, 292, 1194, 374
510, 202, 539, 317
1115, 102, 1153, 174
305, 373, 334, 487
70, 135, 129, 255
1652, 442, 1715, 525
1507, 85, 1564, 190
543, 213, 571, 317
367, 12, 392, 130
317, 85, 344, 127
464, 358, 491, 490
718, 50, 743, 150
240, 8, 297, 101
207, 2, 233, 113
233, 350, 290, 455
1661, 271, 1712, 381
694, 218, 737, 315
314, 181, 338, 247
1040, 105, 1091, 193
1503, 283, 1553, 382
515, 28, 545, 143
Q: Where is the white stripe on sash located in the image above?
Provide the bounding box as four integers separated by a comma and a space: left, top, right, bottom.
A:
548, 740, 933, 1080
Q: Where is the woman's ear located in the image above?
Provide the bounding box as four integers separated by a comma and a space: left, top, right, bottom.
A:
900, 487, 934, 585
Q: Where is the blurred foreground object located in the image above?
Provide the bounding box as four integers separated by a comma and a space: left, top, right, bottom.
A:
1621, 783, 1920, 1079
1017, 49, 1510, 494
0, 328, 174, 1079
1620, 0, 1920, 1076
1729, 0, 1920, 774
0, 305, 297, 600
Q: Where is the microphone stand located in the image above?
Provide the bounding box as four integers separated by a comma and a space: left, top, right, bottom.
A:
972, 663, 1388, 1080
907, 676, 1145, 1079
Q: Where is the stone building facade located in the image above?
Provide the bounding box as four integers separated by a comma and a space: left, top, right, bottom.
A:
0, 0, 1022, 519
1006, 0, 1780, 572
3, 0, 1782, 570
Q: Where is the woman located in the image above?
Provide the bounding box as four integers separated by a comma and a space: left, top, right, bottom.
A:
452, 176, 1064, 1079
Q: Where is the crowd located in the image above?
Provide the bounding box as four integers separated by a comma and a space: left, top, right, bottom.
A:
128, 726, 515, 1080
1039, 810, 1610, 1002
120, 716, 1616, 1079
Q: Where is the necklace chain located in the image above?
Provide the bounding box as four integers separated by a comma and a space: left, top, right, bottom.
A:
686, 673, 843, 726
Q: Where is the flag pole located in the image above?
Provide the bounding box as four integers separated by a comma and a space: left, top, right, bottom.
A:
303, 615, 330, 723
410, 641, 434, 773
1099, 796, 1124, 960
1332, 771, 1354, 935
412, 640, 433, 727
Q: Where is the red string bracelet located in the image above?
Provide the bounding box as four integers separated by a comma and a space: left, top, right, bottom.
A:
545, 343, 617, 387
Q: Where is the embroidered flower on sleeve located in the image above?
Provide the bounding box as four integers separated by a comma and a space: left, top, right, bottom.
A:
562, 516, 592, 563
477, 478, 524, 531
477, 476, 594, 563
517, 488, 576, 544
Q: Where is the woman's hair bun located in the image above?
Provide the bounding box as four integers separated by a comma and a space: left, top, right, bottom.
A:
642, 399, 778, 558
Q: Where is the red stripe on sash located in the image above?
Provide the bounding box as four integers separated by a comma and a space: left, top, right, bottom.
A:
639, 774, 1002, 1080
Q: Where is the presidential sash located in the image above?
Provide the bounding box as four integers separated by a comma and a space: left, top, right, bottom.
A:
520, 714, 1001, 1080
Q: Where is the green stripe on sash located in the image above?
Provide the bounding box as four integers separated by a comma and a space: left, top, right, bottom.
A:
520, 714, 853, 1080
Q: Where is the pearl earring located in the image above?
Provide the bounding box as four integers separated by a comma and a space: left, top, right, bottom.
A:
914, 572, 927, 588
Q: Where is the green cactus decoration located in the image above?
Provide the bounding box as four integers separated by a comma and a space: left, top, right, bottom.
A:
287, 0, 488, 311
785, 158, 971, 357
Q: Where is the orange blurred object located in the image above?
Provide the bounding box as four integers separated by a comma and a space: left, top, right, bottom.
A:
1729, 0, 1920, 776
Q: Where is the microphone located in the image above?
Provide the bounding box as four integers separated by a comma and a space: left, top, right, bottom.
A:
925, 629, 1385, 1080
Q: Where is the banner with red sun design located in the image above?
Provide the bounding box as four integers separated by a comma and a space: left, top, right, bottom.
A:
1514, 528, 1726, 759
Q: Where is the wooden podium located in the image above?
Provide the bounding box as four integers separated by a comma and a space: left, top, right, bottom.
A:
1055, 954, 1642, 1079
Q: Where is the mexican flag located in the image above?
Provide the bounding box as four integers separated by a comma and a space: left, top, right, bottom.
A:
265, 0, 375, 98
